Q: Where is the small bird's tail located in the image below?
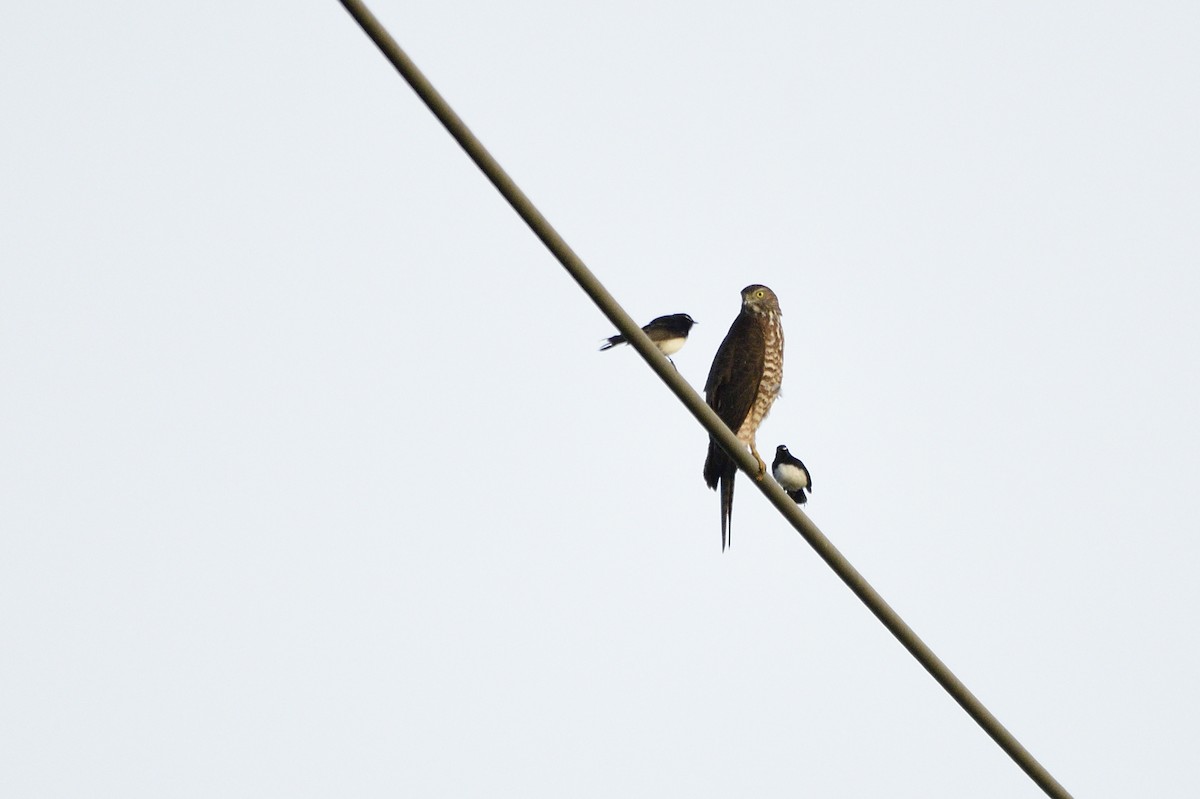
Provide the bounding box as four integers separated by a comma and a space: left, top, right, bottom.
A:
599, 335, 625, 351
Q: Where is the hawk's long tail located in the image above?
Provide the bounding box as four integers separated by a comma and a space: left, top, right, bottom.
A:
704, 439, 737, 551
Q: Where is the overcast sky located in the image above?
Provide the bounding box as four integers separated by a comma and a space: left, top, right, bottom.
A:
4, 2, 1199, 796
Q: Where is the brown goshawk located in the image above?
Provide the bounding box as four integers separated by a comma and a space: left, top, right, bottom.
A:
703, 285, 784, 550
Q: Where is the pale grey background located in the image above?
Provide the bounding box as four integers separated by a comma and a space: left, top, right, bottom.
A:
3, 1, 1198, 796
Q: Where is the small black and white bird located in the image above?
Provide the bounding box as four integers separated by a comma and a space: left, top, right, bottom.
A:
600, 313, 697, 359
772, 445, 812, 505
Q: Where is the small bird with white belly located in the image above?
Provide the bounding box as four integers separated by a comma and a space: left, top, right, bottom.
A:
600, 313, 697, 363
772, 445, 812, 505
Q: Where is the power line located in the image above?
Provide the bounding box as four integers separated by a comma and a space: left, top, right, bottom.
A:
334, 3, 1075, 797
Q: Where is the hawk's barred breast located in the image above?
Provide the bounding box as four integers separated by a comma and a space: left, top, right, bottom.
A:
736, 308, 783, 445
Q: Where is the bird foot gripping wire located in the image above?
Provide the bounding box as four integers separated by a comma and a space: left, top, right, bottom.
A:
751, 445, 768, 482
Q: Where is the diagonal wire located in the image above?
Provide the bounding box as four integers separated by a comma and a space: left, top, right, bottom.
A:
334, 3, 1074, 797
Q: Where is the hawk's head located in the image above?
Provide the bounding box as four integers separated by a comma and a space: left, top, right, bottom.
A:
740, 284, 781, 316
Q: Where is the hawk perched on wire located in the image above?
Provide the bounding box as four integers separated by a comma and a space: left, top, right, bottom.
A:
703, 285, 784, 550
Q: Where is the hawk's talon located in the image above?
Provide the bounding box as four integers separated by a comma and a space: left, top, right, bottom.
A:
751, 446, 768, 481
